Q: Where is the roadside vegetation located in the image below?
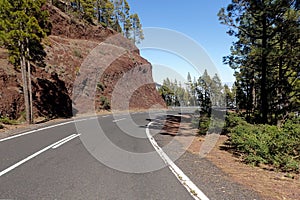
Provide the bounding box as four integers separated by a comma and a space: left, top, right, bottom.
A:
0, 116, 21, 130
159, 0, 299, 174
225, 113, 300, 173
218, 0, 299, 174
100, 96, 111, 110
191, 111, 225, 135
218, 0, 299, 125
191, 111, 300, 173
0, 117, 19, 125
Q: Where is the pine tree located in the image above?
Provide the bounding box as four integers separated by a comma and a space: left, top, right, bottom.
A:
81, 0, 95, 23
197, 70, 212, 113
95, 0, 100, 22
187, 72, 192, 83
102, 0, 114, 27
224, 84, 234, 107
0, 0, 49, 123
219, 0, 299, 124
113, 0, 124, 33
130, 13, 144, 43
211, 73, 223, 106
158, 80, 174, 106
123, 0, 132, 39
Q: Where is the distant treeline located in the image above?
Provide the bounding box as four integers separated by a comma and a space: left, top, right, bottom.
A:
158, 71, 234, 114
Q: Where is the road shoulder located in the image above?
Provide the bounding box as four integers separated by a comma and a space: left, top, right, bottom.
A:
152, 114, 299, 200
205, 135, 300, 200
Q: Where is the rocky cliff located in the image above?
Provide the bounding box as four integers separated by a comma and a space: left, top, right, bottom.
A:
0, 4, 165, 120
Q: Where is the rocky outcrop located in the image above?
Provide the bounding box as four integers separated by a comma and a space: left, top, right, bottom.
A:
0, 4, 165, 120
0, 66, 23, 119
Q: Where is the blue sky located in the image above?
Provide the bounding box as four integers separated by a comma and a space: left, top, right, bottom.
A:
127, 0, 235, 85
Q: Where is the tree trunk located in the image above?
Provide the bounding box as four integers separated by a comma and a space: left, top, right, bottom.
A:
77, 0, 81, 12
277, 39, 284, 124
20, 41, 30, 124
97, 0, 101, 23
261, 12, 268, 124
26, 38, 34, 124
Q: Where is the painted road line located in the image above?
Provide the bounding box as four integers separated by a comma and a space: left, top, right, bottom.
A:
52, 134, 80, 149
0, 118, 93, 143
153, 113, 166, 116
0, 134, 78, 177
112, 118, 126, 123
102, 115, 110, 118
146, 122, 210, 200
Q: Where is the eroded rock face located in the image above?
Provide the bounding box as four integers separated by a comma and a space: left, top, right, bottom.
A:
0, 4, 165, 119
0, 67, 23, 119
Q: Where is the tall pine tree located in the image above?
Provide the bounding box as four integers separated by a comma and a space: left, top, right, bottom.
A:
130, 13, 144, 43
219, 0, 299, 124
0, 0, 49, 123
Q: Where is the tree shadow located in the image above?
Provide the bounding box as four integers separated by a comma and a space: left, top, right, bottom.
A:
145, 114, 195, 137
33, 72, 72, 119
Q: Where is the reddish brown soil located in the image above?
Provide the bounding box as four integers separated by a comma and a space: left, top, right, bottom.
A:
205, 136, 300, 200
0, 3, 165, 121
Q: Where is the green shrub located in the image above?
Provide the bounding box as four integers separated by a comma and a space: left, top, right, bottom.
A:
198, 115, 210, 135
18, 111, 26, 123
230, 124, 273, 165
0, 117, 18, 125
193, 113, 224, 135
75, 66, 80, 76
229, 119, 300, 173
100, 96, 110, 110
191, 113, 210, 135
223, 112, 247, 134
97, 82, 105, 92
195, 110, 226, 134
73, 49, 83, 58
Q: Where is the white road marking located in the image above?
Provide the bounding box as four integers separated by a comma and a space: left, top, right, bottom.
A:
52, 134, 80, 149
153, 113, 166, 116
0, 118, 95, 143
102, 115, 110, 118
112, 118, 126, 123
146, 122, 210, 200
0, 134, 79, 177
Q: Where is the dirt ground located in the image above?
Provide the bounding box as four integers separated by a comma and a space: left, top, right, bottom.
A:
164, 114, 300, 200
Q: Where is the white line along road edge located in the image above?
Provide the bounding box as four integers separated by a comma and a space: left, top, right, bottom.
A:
146, 122, 210, 200
0, 117, 97, 143
0, 134, 80, 177
112, 118, 126, 123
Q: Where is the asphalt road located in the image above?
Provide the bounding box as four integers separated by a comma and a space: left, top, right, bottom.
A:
0, 111, 261, 200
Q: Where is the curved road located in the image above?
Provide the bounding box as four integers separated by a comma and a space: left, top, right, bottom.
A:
0, 111, 261, 200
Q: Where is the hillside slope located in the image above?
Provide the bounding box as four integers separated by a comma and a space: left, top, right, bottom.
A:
0, 4, 165, 120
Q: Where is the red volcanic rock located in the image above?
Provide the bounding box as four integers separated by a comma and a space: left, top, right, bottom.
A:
0, 4, 165, 120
